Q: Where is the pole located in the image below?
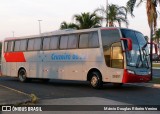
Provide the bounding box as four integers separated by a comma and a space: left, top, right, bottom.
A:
12, 31, 14, 37
150, 25, 153, 80
38, 20, 42, 34
106, 0, 108, 27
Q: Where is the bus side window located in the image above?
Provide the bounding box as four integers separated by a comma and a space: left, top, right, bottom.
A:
19, 40, 27, 51
50, 36, 59, 50
7, 41, 14, 52
4, 42, 8, 52
43, 37, 50, 50
89, 32, 99, 48
34, 38, 42, 50
27, 39, 35, 51
14, 40, 20, 52
68, 34, 78, 49
79, 34, 89, 48
60, 36, 69, 49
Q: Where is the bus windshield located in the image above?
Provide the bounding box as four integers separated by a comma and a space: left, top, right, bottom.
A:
121, 29, 150, 68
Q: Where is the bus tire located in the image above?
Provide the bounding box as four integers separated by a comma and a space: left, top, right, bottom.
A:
90, 72, 103, 89
18, 69, 28, 82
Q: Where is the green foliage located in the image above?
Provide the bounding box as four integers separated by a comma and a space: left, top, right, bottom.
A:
153, 28, 160, 43
126, 0, 160, 31
60, 21, 79, 30
73, 12, 101, 29
94, 4, 129, 27
60, 12, 101, 30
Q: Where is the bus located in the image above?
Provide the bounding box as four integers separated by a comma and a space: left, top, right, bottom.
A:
1, 27, 151, 89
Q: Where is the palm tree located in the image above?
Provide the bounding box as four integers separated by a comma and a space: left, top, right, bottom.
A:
126, 0, 160, 31
153, 28, 160, 43
126, 0, 160, 78
94, 4, 129, 27
73, 12, 101, 29
60, 21, 78, 30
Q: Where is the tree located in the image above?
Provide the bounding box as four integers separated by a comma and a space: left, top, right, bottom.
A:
126, 0, 160, 79
73, 12, 101, 29
126, 0, 160, 31
60, 21, 78, 30
94, 4, 129, 27
153, 28, 160, 43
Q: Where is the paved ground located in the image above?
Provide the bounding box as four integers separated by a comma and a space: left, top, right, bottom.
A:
153, 69, 160, 77
0, 76, 160, 105
0, 85, 31, 105
0, 69, 160, 113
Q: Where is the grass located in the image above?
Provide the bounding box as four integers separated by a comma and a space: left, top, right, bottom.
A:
152, 63, 160, 68
150, 78, 160, 84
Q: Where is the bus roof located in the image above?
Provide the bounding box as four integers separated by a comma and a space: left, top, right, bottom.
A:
4, 27, 140, 41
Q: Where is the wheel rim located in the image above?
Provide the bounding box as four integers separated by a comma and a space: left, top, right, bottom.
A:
91, 75, 98, 87
19, 70, 26, 81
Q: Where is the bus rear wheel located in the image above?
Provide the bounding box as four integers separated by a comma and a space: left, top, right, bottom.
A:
18, 69, 27, 82
90, 72, 103, 89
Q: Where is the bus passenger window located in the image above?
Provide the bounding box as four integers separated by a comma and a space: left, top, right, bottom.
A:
79, 34, 89, 48
20, 40, 27, 51
27, 39, 34, 51
4, 42, 8, 52
7, 41, 14, 52
60, 36, 68, 49
89, 32, 99, 48
50, 36, 59, 50
34, 38, 42, 50
43, 38, 50, 50
68, 35, 78, 49
14, 40, 20, 52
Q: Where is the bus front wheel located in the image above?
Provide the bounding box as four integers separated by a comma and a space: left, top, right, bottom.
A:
18, 69, 27, 82
90, 72, 103, 89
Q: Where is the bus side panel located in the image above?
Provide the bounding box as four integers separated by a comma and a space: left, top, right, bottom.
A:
10, 62, 17, 77
6, 62, 11, 76
1, 62, 7, 76
24, 52, 39, 78
42, 62, 60, 79
63, 50, 83, 80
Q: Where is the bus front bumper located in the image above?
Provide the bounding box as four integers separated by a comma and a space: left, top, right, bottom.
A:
122, 69, 151, 83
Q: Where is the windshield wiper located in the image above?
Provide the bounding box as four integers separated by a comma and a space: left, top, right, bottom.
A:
142, 42, 148, 50
136, 55, 141, 68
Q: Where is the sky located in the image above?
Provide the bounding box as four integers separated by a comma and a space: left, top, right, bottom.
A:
0, 0, 159, 40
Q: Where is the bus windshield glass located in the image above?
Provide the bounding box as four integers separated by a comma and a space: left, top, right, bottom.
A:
121, 29, 150, 68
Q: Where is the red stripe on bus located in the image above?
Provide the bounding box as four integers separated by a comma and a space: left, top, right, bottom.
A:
122, 69, 151, 83
4, 52, 26, 62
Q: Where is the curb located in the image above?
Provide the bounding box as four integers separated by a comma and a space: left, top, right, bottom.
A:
0, 84, 32, 105
129, 83, 160, 89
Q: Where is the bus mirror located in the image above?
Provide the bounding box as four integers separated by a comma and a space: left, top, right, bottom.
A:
120, 38, 132, 51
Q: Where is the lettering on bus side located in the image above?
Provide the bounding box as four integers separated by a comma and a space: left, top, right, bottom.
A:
51, 53, 86, 61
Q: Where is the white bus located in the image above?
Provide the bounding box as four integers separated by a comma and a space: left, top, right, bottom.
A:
1, 27, 151, 88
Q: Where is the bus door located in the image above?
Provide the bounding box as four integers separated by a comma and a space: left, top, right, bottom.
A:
101, 28, 124, 83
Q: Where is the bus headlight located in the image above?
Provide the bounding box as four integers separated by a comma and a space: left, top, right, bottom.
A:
148, 71, 151, 75
127, 70, 135, 74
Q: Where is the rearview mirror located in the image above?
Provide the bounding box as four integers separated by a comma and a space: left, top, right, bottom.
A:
120, 38, 132, 51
